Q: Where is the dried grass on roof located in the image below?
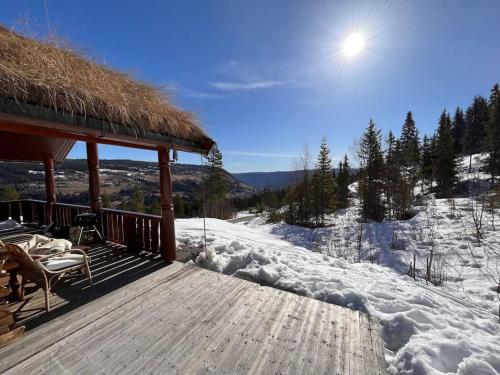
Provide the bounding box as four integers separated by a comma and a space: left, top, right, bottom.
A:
0, 25, 209, 143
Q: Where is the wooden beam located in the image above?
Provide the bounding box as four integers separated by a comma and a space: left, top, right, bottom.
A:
86, 142, 102, 212
43, 156, 56, 224
0, 119, 157, 151
158, 148, 176, 262
0, 112, 212, 154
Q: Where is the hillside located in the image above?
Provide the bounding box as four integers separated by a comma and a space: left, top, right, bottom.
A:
0, 159, 256, 204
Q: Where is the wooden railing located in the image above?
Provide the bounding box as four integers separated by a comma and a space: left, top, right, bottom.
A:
0, 199, 46, 226
101, 209, 161, 254
0, 200, 162, 256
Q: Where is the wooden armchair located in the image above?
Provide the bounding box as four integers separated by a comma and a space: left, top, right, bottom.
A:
5, 243, 92, 312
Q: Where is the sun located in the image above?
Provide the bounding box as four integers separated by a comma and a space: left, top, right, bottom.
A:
342, 33, 365, 57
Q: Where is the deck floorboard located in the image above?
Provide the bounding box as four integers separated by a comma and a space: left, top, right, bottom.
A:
0, 246, 387, 375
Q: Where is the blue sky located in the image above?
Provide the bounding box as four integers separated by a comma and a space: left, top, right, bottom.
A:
2, 1, 499, 172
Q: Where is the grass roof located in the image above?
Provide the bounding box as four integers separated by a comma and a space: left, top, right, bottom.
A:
0, 25, 212, 147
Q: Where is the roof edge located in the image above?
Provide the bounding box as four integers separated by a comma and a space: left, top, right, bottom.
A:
0, 97, 215, 154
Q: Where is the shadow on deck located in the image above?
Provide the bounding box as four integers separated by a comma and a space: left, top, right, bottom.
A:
9, 243, 164, 330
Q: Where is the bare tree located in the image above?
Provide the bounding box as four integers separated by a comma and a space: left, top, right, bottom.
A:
471, 196, 487, 244
488, 187, 500, 231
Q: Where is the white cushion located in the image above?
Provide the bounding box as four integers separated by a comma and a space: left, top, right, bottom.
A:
43, 254, 85, 271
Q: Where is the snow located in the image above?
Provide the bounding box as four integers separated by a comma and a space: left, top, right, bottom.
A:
231, 210, 252, 219
175, 153, 500, 374
176, 206, 500, 374
457, 154, 491, 183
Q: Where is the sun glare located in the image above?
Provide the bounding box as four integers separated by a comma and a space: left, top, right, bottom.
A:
342, 33, 365, 57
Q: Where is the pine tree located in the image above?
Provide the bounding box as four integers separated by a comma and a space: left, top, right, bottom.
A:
399, 111, 420, 186
451, 107, 466, 155
434, 110, 457, 197
485, 83, 500, 183
336, 155, 350, 209
463, 96, 489, 172
312, 137, 336, 226
203, 145, 229, 219
358, 119, 385, 221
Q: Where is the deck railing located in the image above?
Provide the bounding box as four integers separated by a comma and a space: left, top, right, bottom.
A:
0, 200, 162, 256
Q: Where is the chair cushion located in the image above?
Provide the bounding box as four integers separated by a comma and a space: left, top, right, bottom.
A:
43, 253, 85, 271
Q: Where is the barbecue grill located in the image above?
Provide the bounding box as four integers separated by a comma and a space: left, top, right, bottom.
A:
72, 213, 103, 244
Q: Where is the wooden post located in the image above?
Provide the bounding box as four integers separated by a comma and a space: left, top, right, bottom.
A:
43, 156, 56, 224
158, 148, 176, 262
86, 142, 102, 212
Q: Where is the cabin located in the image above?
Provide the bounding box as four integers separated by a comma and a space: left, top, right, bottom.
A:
0, 25, 214, 263
0, 26, 387, 374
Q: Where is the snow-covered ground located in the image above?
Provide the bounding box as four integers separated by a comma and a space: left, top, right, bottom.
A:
458, 153, 491, 182
175, 154, 500, 374
176, 200, 500, 374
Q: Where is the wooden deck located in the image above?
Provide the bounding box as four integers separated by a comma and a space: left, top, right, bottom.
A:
1, 249, 387, 375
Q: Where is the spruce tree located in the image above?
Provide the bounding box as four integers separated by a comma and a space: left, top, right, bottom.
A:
384, 131, 410, 219
434, 110, 457, 197
451, 107, 466, 155
420, 135, 434, 187
312, 137, 336, 226
204, 145, 229, 218
336, 155, 350, 209
463, 96, 489, 172
384, 131, 398, 219
358, 119, 385, 221
284, 146, 314, 227
284, 186, 299, 225
485, 83, 500, 183
399, 111, 420, 184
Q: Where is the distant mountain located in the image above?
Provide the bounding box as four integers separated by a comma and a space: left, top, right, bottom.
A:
233, 168, 359, 190
232, 170, 304, 189
0, 159, 256, 205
